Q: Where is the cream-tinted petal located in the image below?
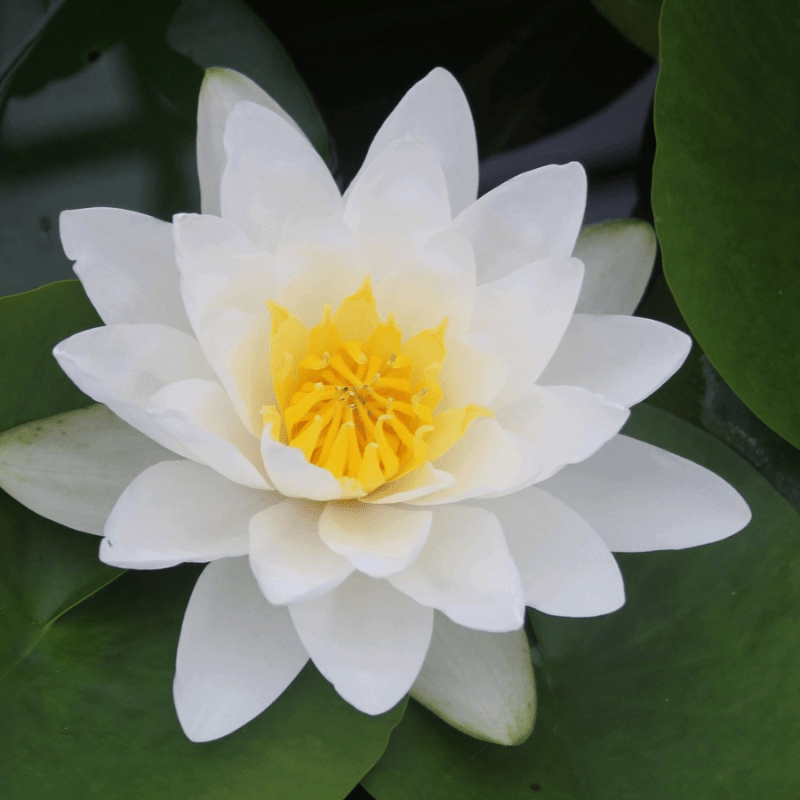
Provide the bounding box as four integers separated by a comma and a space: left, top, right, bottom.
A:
319, 502, 433, 578
221, 101, 342, 252
249, 500, 353, 605
361, 462, 455, 505
100, 460, 275, 569
60, 208, 191, 333
196, 67, 304, 216
390, 504, 525, 632
573, 218, 656, 315
346, 68, 478, 216
539, 434, 752, 552
454, 162, 586, 284
480, 486, 625, 616
289, 573, 434, 714
538, 314, 691, 407
411, 612, 535, 745
0, 404, 172, 535
174, 557, 308, 742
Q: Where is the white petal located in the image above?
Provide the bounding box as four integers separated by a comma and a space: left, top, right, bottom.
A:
249, 500, 353, 604
60, 208, 192, 333
454, 162, 586, 284
375, 229, 476, 337
539, 434, 752, 552
495, 385, 629, 485
343, 137, 451, 282
361, 462, 455, 504
479, 486, 625, 616
573, 218, 656, 315
467, 257, 584, 395
221, 101, 342, 252
54, 324, 216, 458
538, 314, 691, 407
346, 67, 478, 217
147, 379, 270, 489
174, 557, 308, 742
411, 612, 535, 745
319, 502, 433, 578
196, 67, 304, 216
0, 404, 172, 535
260, 427, 364, 501
390, 504, 525, 632
289, 573, 434, 714
100, 460, 275, 569
437, 335, 507, 412
412, 418, 538, 505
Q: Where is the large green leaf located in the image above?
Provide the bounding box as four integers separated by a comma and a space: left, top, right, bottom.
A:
363, 404, 800, 799
589, 0, 662, 59
652, 0, 800, 449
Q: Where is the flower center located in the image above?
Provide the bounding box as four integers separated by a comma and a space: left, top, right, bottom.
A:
262, 276, 491, 495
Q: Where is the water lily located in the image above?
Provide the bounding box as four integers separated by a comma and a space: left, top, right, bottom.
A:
0, 67, 750, 746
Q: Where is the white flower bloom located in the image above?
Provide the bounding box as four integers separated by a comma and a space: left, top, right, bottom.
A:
0, 67, 751, 745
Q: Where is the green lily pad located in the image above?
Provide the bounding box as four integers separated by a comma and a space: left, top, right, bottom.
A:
362, 404, 800, 799
652, 0, 800, 450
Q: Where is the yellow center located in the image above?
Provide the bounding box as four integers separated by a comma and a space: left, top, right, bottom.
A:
262, 276, 492, 495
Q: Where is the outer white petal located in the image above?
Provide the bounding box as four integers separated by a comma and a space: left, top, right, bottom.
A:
361, 463, 455, 505
0, 404, 172, 535
495, 385, 629, 485
260, 427, 365, 501
289, 573, 434, 715
249, 500, 354, 605
411, 612, 535, 745
221, 101, 342, 252
467, 257, 585, 395
343, 137, 451, 282
100, 460, 275, 569
174, 557, 309, 742
479, 486, 625, 616
346, 67, 478, 216
573, 218, 656, 315
319, 502, 433, 578
375, 229, 476, 337
147, 379, 270, 489
389, 504, 525, 632
60, 208, 191, 333
196, 67, 304, 216
54, 324, 216, 458
539, 434, 752, 552
454, 162, 586, 284
411, 418, 539, 505
538, 314, 692, 408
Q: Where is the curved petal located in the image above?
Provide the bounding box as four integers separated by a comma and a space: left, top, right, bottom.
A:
480, 486, 625, 617
60, 208, 191, 333
389, 504, 525, 632
248, 500, 353, 604
196, 67, 304, 216
319, 501, 433, 578
343, 137, 451, 282
454, 162, 586, 284
289, 573, 434, 714
221, 101, 342, 252
174, 557, 308, 742
361, 462, 455, 505
437, 334, 507, 413
538, 314, 691, 407
375, 229, 476, 338
411, 612, 535, 745
100, 460, 275, 569
347, 67, 478, 216
147, 379, 270, 489
573, 218, 656, 315
467, 257, 584, 396
539, 434, 752, 552
495, 385, 629, 485
0, 404, 172, 535
54, 324, 216, 458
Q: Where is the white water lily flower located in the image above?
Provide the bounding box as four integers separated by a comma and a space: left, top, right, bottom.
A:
0, 67, 751, 746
